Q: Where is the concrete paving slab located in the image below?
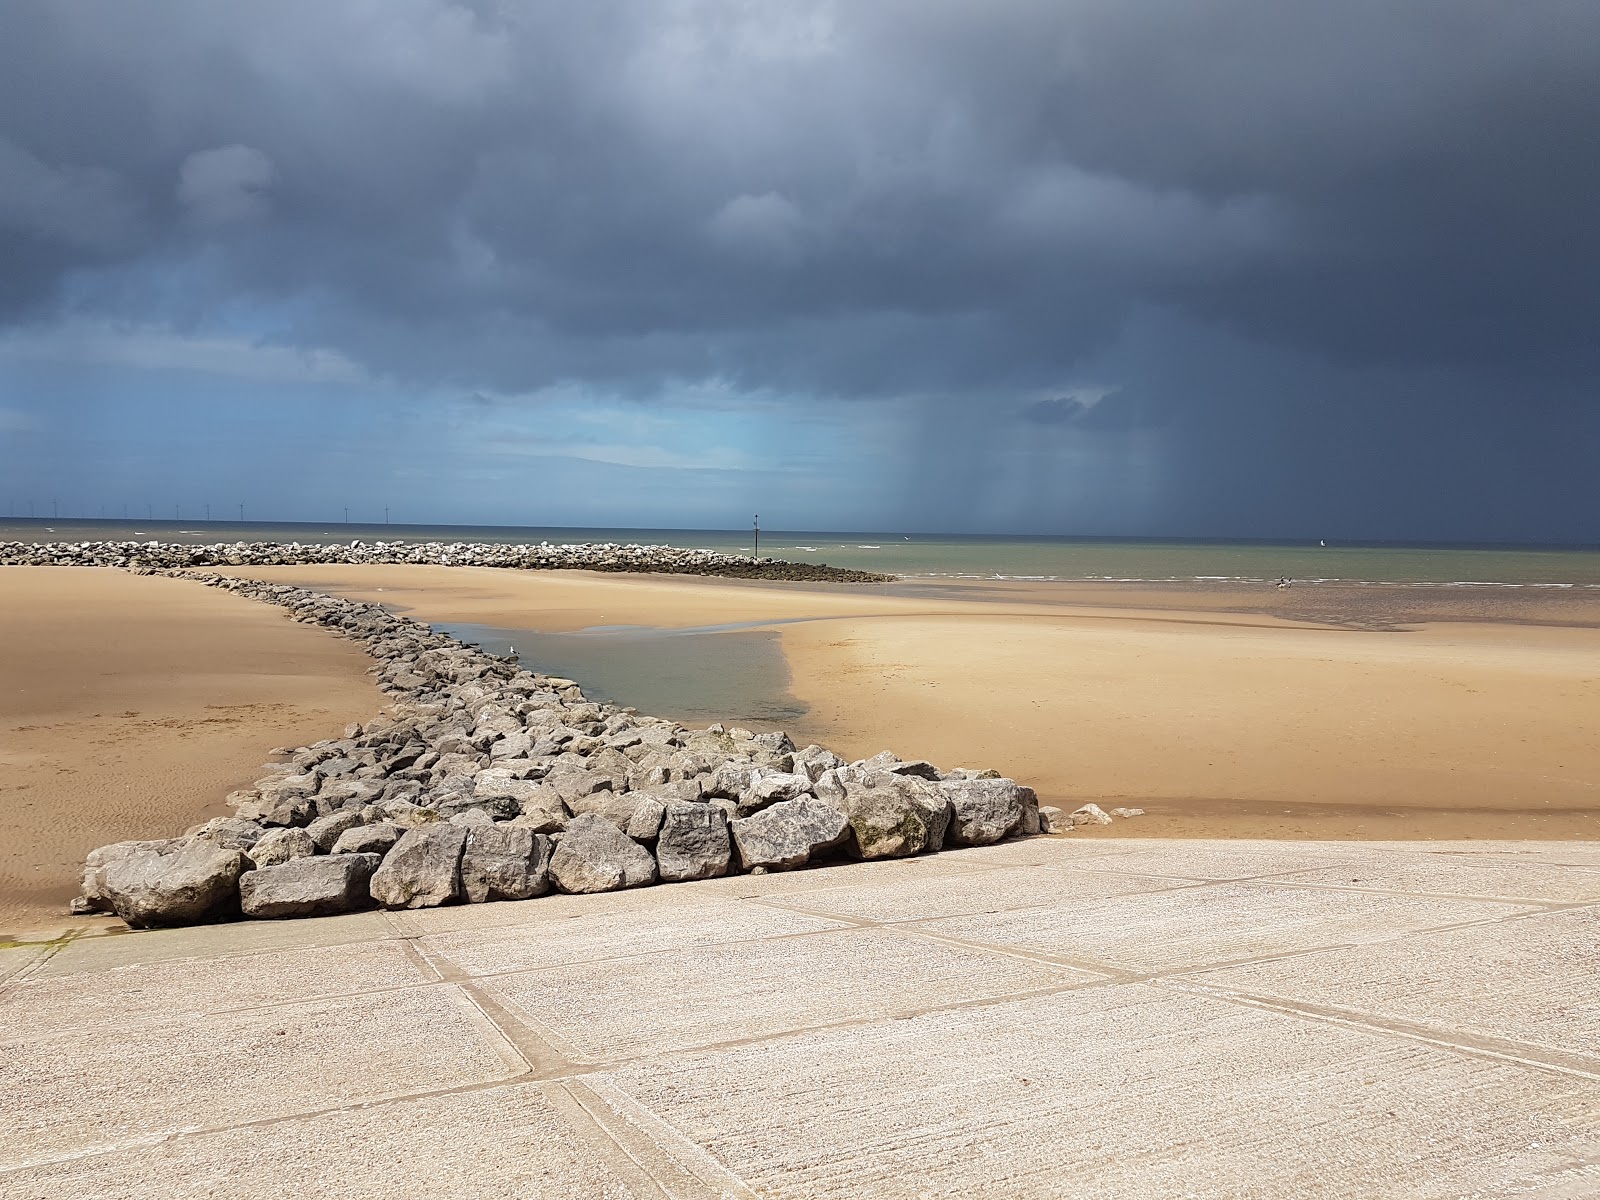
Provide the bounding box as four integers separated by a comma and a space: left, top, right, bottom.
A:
29, 910, 396, 977
918, 880, 1534, 974
0, 941, 48, 984
6, 837, 1600, 1197
1271, 855, 1600, 903
483, 925, 1100, 1062
3, 983, 523, 1172
1, 939, 423, 1037
600, 984, 1600, 1200
422, 897, 849, 978
1180, 906, 1600, 1065
0, 1080, 659, 1200
761, 863, 1187, 923
1028, 840, 1369, 881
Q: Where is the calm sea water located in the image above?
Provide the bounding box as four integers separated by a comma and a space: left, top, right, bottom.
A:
4, 517, 1599, 587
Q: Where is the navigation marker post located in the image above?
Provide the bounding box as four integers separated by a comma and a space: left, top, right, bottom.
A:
753, 514, 759, 562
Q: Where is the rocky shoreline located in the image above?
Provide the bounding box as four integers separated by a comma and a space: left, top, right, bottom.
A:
72, 569, 1094, 928
0, 538, 896, 582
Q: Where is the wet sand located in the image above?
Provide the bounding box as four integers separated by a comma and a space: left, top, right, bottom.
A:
0, 568, 382, 938
223, 565, 1600, 841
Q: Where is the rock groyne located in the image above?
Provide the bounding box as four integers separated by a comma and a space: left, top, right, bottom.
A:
76, 571, 1044, 927
0, 539, 895, 582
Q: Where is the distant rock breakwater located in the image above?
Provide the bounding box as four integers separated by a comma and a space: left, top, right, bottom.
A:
0, 539, 895, 582
73, 570, 1064, 928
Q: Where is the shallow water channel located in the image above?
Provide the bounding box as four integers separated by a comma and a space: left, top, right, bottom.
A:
436, 621, 809, 730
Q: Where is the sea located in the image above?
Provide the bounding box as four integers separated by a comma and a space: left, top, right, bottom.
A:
4, 518, 1600, 588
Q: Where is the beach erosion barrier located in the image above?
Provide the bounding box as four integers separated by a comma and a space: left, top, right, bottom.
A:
0, 538, 896, 582
67, 570, 1086, 928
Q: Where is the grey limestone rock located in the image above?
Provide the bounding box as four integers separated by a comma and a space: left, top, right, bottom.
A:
737, 770, 814, 816
1037, 806, 1070, 834
249, 827, 318, 867
461, 825, 552, 903
240, 854, 381, 919
548, 813, 658, 894
79, 839, 184, 913
99, 841, 246, 928
569, 791, 666, 840
940, 778, 1028, 846
730, 797, 850, 871
187, 817, 266, 852
1070, 803, 1114, 827
791, 743, 847, 782
332, 822, 402, 856
306, 809, 364, 851
656, 801, 733, 882
830, 771, 951, 859
370, 824, 468, 908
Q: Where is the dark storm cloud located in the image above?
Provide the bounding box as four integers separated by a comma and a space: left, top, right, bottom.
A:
2, 1, 1598, 535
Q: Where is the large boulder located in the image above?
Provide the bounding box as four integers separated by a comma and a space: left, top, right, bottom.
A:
548, 813, 658, 894
78, 839, 183, 913
828, 771, 951, 859
730, 797, 850, 871
736, 770, 814, 817
240, 854, 382, 919
305, 809, 365, 852
187, 817, 265, 852
331, 822, 402, 856
249, 827, 318, 867
569, 791, 666, 840
939, 778, 1028, 846
656, 802, 733, 882
369, 824, 468, 909
461, 825, 552, 903
98, 842, 246, 928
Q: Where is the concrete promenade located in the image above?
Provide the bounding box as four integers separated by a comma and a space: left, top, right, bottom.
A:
4, 836, 1599, 1198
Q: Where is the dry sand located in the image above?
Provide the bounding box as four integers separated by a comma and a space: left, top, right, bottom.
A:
0, 568, 382, 938
224, 565, 1600, 842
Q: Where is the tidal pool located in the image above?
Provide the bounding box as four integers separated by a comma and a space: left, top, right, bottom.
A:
436, 621, 809, 730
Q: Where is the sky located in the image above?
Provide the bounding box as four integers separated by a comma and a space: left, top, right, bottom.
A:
1, 1, 1598, 540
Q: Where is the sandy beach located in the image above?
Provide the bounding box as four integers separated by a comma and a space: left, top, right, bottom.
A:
218, 564, 1600, 841
5, 562, 1598, 934
0, 568, 381, 938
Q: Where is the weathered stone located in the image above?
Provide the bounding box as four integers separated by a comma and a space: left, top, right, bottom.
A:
437, 791, 519, 821
548, 813, 658, 894
791, 743, 847, 782
331, 822, 402, 856
730, 797, 850, 871
737, 770, 814, 816
1070, 803, 1114, 827
249, 827, 318, 867
79, 839, 183, 913
461, 825, 552, 903
940, 777, 1028, 846
381, 800, 443, 829
261, 796, 316, 828
305, 809, 365, 852
1110, 806, 1146, 819
369, 824, 468, 909
240, 854, 381, 919
656, 801, 733, 882
187, 817, 265, 852
99, 842, 245, 928
1038, 806, 1071, 834
569, 791, 666, 840
448, 808, 494, 827
830, 771, 951, 859
508, 808, 567, 835
885, 759, 942, 781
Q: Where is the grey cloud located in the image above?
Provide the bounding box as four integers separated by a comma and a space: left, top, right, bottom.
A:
177, 145, 275, 225
1, 1, 1597, 536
